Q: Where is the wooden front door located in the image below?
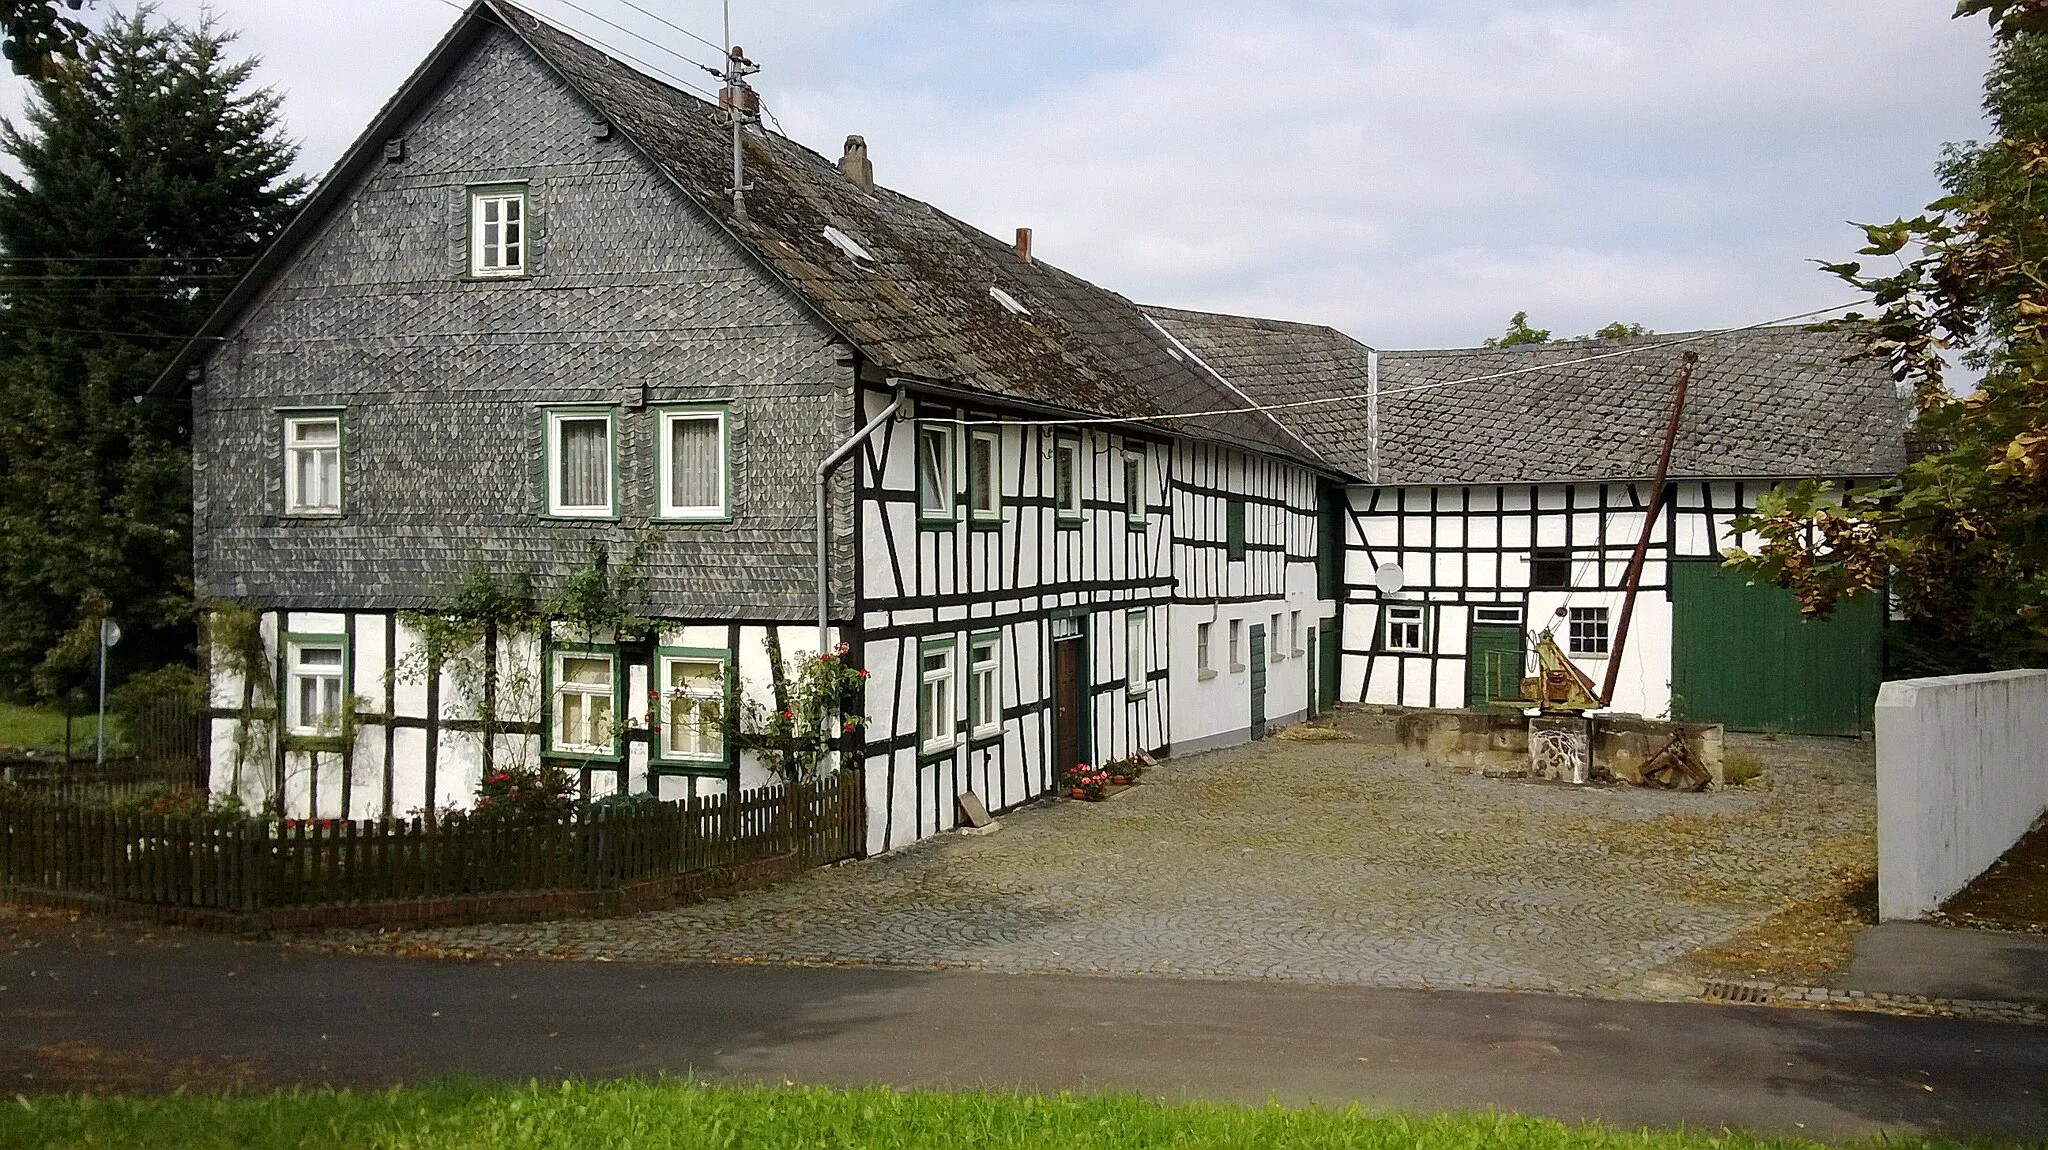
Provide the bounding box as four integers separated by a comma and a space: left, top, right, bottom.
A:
1053, 637, 1083, 775
1249, 624, 1267, 739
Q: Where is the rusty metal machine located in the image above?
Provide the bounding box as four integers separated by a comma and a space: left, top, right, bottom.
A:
1519, 632, 1602, 714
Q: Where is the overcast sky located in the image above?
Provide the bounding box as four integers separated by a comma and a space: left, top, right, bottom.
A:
8, 0, 1998, 349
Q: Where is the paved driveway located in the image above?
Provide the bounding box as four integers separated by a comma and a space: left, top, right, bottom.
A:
315, 722, 1876, 996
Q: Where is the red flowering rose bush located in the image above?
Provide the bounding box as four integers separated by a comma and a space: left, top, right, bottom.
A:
468, 763, 577, 823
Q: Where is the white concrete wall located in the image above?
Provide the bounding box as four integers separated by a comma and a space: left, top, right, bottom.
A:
1876, 670, 2048, 920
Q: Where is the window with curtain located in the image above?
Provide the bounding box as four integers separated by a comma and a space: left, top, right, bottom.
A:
284, 415, 342, 515
661, 655, 726, 761
547, 411, 613, 517
288, 641, 345, 735
553, 652, 616, 754
917, 424, 952, 520
660, 409, 726, 519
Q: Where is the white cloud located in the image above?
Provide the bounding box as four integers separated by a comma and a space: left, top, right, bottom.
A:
0, 0, 1997, 349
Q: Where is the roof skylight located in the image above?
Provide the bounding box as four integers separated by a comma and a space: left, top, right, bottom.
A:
822, 225, 875, 266
989, 286, 1030, 316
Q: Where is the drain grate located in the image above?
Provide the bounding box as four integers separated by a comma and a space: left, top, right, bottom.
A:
1702, 981, 1773, 1005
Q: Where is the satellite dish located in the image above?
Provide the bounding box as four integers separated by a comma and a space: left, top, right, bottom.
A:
1373, 563, 1407, 595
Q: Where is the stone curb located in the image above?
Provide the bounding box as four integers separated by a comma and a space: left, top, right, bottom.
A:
1699, 978, 2045, 1026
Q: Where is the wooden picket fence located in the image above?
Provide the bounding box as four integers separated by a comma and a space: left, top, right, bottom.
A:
0, 757, 207, 806
0, 771, 863, 913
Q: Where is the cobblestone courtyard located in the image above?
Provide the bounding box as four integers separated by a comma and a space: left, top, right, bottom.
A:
313, 722, 1876, 996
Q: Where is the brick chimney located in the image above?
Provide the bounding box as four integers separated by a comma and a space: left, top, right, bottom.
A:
1015, 227, 1033, 264
839, 135, 874, 192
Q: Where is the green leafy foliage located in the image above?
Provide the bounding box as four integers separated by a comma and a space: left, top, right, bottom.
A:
728, 639, 868, 783
544, 536, 658, 639
1483, 310, 1551, 347
467, 762, 577, 823
1725, 9, 2048, 669
1592, 321, 1653, 340
0, 10, 305, 704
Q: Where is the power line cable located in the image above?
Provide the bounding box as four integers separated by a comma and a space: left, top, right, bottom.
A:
612, 0, 728, 58
526, 0, 724, 79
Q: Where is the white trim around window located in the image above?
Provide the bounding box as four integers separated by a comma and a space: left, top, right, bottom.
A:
285, 636, 347, 736
1568, 607, 1612, 658
656, 406, 729, 521
967, 428, 1001, 522
469, 186, 528, 278
657, 650, 728, 764
916, 423, 954, 522
1126, 609, 1150, 697
550, 648, 618, 757
918, 637, 957, 754
1384, 605, 1427, 653
967, 632, 1001, 739
1053, 436, 1083, 521
283, 412, 343, 516
545, 408, 616, 519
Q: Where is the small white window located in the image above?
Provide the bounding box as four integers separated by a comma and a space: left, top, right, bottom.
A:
968, 634, 1001, 737
1127, 610, 1150, 696
470, 188, 526, 277
660, 655, 725, 762
546, 410, 614, 518
1123, 452, 1144, 520
968, 429, 1001, 522
552, 651, 616, 755
1197, 622, 1213, 673
284, 415, 342, 516
989, 286, 1029, 315
658, 408, 727, 520
917, 424, 953, 520
1568, 607, 1611, 657
1384, 606, 1426, 653
1290, 611, 1302, 657
1270, 613, 1285, 661
823, 225, 875, 265
287, 640, 346, 736
919, 640, 956, 753
1054, 438, 1082, 519
1228, 619, 1243, 670
1474, 607, 1525, 625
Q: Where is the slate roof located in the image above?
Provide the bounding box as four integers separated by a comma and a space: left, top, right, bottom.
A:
1142, 307, 1910, 485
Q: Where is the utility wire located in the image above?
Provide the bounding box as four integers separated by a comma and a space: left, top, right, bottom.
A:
613, 0, 728, 58
526, 0, 724, 79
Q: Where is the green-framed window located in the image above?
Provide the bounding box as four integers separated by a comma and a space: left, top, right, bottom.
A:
282, 410, 344, 517
1123, 451, 1145, 530
1053, 436, 1083, 524
546, 641, 623, 761
654, 645, 731, 772
283, 632, 349, 737
916, 422, 954, 526
655, 404, 730, 522
918, 636, 957, 755
967, 428, 1001, 527
468, 183, 529, 279
543, 406, 618, 519
1226, 499, 1247, 560
967, 631, 1001, 739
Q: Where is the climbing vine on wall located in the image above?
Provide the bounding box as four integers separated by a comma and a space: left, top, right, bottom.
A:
726, 639, 869, 784
205, 601, 273, 803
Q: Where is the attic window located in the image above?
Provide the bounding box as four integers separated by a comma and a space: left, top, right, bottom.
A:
989, 286, 1029, 316
822, 226, 874, 266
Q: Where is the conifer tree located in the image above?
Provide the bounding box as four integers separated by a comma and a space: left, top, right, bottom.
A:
0, 7, 305, 701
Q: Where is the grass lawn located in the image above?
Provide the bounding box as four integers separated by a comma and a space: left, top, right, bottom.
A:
0, 701, 108, 754
0, 1081, 2001, 1149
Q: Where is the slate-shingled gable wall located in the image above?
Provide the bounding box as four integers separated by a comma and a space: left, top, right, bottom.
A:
195, 26, 851, 616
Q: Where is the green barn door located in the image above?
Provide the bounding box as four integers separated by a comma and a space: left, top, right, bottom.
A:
1670, 561, 1882, 736
1249, 624, 1267, 739
1466, 624, 1525, 711
1317, 618, 1341, 715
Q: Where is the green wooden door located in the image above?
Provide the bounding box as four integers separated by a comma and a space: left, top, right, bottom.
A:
1318, 618, 1341, 714
1249, 625, 1267, 738
1466, 624, 1525, 711
1670, 561, 1882, 736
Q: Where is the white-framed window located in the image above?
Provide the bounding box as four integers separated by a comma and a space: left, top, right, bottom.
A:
1568, 607, 1611, 657
1384, 606, 1426, 653
1289, 610, 1302, 657
657, 407, 728, 520
1122, 452, 1144, 521
919, 638, 956, 753
1270, 613, 1285, 661
1127, 609, 1150, 696
968, 429, 1001, 522
659, 653, 726, 763
286, 638, 346, 736
551, 650, 616, 755
1473, 606, 1525, 625
469, 187, 527, 278
1228, 619, 1243, 670
967, 633, 1001, 738
916, 423, 953, 521
546, 409, 614, 518
1197, 621, 1213, 673
1054, 437, 1082, 520
283, 414, 342, 516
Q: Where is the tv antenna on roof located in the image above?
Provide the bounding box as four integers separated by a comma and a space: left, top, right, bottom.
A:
720, 0, 760, 221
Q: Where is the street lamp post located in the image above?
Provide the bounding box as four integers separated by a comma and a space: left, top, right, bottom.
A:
96, 618, 121, 765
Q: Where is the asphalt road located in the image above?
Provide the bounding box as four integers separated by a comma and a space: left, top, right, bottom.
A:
1, 920, 2042, 1143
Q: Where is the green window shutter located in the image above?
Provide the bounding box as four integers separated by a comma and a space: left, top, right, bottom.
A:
1226, 500, 1246, 561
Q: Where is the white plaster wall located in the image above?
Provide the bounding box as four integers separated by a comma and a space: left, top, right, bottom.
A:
1876, 670, 2048, 921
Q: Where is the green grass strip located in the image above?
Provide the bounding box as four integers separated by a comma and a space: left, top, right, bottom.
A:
0, 1080, 2005, 1150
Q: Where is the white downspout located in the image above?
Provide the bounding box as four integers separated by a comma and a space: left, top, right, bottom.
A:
817, 384, 907, 654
